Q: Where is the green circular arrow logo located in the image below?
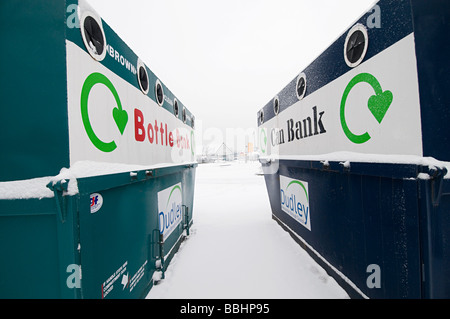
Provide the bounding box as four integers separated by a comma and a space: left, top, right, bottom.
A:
191, 130, 195, 156
260, 129, 267, 154
340, 73, 393, 144
81, 73, 128, 153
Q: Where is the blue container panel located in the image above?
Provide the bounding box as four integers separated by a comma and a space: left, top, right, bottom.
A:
265, 160, 422, 299
411, 0, 450, 161
419, 179, 450, 298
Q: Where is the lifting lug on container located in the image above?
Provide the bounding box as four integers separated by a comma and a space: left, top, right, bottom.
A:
153, 231, 165, 284
339, 161, 351, 173
130, 171, 138, 181
259, 158, 271, 165
321, 160, 330, 170
46, 179, 69, 223
424, 166, 448, 207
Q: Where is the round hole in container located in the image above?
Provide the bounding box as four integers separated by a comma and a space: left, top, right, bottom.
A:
137, 59, 149, 94
182, 107, 187, 124
155, 80, 164, 106
273, 96, 280, 115
344, 24, 369, 68
296, 73, 307, 100
191, 116, 195, 129
259, 110, 264, 125
174, 99, 179, 117
80, 12, 106, 61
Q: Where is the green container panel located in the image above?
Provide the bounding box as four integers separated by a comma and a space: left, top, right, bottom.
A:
0, 198, 79, 298
0, 164, 196, 299
0, 0, 70, 182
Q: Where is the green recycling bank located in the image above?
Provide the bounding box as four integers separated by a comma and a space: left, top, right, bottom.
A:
0, 0, 196, 298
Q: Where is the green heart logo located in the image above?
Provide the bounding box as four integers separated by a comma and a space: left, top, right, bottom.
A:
341, 73, 394, 144
113, 107, 128, 135
368, 90, 393, 124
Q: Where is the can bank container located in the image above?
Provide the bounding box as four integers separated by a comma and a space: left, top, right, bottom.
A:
257, 0, 450, 299
0, 0, 196, 298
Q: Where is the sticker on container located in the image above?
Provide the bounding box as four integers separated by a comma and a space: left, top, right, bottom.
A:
90, 193, 103, 214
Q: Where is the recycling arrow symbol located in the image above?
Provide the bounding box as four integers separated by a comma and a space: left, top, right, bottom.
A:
81, 72, 128, 152
260, 129, 267, 154
340, 73, 393, 144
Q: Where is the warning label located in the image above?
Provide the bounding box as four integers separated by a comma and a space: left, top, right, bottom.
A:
101, 261, 128, 299
130, 260, 147, 292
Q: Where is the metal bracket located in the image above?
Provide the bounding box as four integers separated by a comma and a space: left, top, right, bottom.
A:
182, 205, 190, 237
428, 166, 448, 207
152, 228, 165, 283
46, 180, 69, 223
419, 165, 448, 207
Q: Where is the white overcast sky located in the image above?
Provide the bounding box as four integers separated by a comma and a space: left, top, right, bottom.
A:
88, 0, 375, 151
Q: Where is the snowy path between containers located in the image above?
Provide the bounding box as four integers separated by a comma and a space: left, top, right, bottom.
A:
146, 162, 348, 299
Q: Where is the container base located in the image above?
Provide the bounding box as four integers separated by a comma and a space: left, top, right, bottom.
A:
271, 214, 367, 299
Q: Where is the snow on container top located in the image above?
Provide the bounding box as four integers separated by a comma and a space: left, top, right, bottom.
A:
256, 0, 450, 163
0, 0, 196, 183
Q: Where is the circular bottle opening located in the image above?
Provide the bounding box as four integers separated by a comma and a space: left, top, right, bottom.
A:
174, 99, 179, 117
273, 97, 280, 115
259, 110, 264, 125
344, 24, 369, 68
137, 59, 149, 94
296, 73, 307, 100
182, 107, 187, 124
80, 12, 107, 61
155, 80, 164, 106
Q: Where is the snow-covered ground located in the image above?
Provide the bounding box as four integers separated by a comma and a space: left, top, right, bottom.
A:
146, 161, 348, 299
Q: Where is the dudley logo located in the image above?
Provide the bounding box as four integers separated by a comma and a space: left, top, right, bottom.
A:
158, 183, 183, 240
280, 175, 311, 231
81, 73, 128, 152
340, 73, 393, 144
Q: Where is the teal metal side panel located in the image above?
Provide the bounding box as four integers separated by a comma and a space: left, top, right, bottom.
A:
0, 204, 59, 298
76, 165, 196, 299
0, 165, 195, 299
0, 0, 69, 181
78, 182, 156, 299
182, 165, 196, 230
0, 196, 79, 299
